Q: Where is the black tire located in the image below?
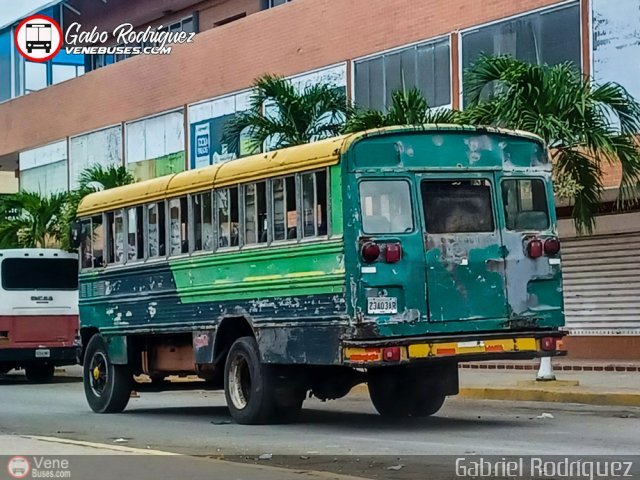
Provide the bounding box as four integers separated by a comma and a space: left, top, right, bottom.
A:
224, 336, 302, 424
368, 368, 446, 417
83, 334, 132, 413
25, 364, 55, 383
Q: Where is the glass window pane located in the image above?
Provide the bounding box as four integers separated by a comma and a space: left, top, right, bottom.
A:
368, 56, 385, 112
147, 203, 159, 257
302, 173, 316, 237
25, 61, 47, 92
384, 51, 402, 108
80, 220, 92, 269
256, 182, 267, 243
273, 178, 286, 241
92, 214, 104, 267
285, 176, 297, 240
501, 179, 549, 231
354, 60, 369, 109
193, 194, 203, 251
317, 170, 327, 235
244, 184, 257, 244
114, 211, 124, 262
360, 180, 413, 234
421, 180, 494, 233
52, 64, 78, 84
169, 199, 183, 255
127, 208, 137, 261
202, 192, 213, 250
217, 189, 230, 247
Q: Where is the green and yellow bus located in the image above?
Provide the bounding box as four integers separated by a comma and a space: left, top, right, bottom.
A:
75, 125, 565, 424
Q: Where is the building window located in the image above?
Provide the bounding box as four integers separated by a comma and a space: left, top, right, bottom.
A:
269, 0, 292, 7
461, 2, 581, 103
354, 37, 451, 111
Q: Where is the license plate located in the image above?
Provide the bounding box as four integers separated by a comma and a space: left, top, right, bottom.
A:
367, 297, 398, 314
35, 349, 50, 358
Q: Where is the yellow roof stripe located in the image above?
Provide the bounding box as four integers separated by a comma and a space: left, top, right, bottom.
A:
76, 124, 543, 217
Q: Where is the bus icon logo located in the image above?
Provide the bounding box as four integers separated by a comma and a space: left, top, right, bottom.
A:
7, 456, 31, 479
14, 14, 63, 62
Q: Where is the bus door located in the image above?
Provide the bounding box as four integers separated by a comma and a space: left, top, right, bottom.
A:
419, 173, 508, 322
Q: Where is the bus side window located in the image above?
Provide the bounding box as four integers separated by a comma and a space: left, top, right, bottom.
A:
244, 182, 267, 245
217, 189, 230, 248
229, 187, 239, 246
80, 219, 92, 269
126, 207, 144, 262
106, 211, 124, 264
302, 170, 328, 238
169, 200, 179, 255
273, 176, 298, 241
92, 214, 104, 267
192, 192, 213, 252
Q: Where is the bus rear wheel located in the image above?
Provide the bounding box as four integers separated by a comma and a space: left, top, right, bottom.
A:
25, 364, 55, 383
368, 368, 446, 417
224, 336, 303, 424
83, 335, 132, 413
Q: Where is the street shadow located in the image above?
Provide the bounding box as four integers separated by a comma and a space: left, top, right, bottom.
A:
0, 373, 82, 385
124, 403, 522, 432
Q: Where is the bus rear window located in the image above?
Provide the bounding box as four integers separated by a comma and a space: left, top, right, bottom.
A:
1, 258, 78, 290
502, 179, 549, 231
359, 180, 413, 234
422, 180, 495, 233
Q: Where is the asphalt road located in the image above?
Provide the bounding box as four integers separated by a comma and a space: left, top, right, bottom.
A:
1, 369, 639, 479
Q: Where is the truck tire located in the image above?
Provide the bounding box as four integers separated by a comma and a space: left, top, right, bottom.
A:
224, 336, 300, 424
25, 364, 55, 383
83, 334, 132, 413
368, 368, 446, 417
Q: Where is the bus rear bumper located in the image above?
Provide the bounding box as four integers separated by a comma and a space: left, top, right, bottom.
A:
0, 346, 78, 367
342, 330, 566, 366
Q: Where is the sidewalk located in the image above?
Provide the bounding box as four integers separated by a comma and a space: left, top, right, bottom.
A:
458, 362, 640, 407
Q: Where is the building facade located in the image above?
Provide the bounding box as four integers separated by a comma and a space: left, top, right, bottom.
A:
0, 0, 639, 358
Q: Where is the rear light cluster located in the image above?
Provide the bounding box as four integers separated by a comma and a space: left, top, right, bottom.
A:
360, 241, 402, 263
526, 236, 560, 259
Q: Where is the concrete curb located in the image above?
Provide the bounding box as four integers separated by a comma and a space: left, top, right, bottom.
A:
458, 387, 640, 407
350, 384, 640, 407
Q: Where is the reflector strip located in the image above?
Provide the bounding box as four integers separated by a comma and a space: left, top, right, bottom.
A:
407, 337, 539, 359
344, 347, 382, 362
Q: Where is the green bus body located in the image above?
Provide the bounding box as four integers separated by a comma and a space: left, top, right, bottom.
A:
77, 126, 565, 421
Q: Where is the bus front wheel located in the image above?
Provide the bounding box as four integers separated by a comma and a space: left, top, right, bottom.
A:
368, 368, 446, 417
25, 364, 55, 383
224, 336, 303, 424
83, 335, 132, 413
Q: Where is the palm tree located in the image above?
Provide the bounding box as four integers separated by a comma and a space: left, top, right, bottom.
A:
0, 191, 68, 248
344, 87, 461, 133
463, 54, 640, 232
76, 164, 134, 193
222, 74, 349, 154
60, 165, 134, 250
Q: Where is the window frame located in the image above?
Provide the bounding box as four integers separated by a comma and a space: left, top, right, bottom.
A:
500, 177, 551, 232
420, 178, 498, 235
358, 177, 415, 235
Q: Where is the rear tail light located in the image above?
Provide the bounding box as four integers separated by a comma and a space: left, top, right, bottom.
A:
383, 346, 401, 362
385, 243, 402, 263
361, 242, 381, 263
544, 237, 560, 256
527, 238, 543, 258
540, 337, 557, 351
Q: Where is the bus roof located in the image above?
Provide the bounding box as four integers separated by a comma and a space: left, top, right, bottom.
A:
76, 125, 544, 217
0, 248, 77, 259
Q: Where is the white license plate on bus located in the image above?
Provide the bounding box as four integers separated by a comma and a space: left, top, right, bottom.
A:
367, 297, 398, 314
35, 349, 50, 358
